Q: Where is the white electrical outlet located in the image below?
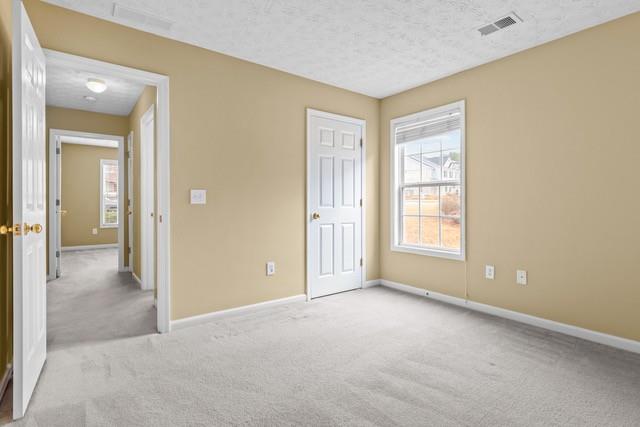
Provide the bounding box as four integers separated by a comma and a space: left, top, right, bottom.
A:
516, 270, 527, 285
485, 265, 495, 280
92, 228, 98, 235
266, 261, 276, 276
190, 189, 207, 205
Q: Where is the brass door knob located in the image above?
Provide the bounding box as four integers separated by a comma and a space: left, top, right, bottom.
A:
24, 223, 43, 235
312, 212, 320, 220
0, 224, 20, 235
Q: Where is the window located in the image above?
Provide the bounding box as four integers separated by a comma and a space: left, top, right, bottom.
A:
390, 100, 465, 259
100, 159, 119, 228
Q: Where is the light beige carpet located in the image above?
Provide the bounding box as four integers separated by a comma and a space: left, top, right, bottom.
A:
8, 275, 640, 426
47, 248, 156, 351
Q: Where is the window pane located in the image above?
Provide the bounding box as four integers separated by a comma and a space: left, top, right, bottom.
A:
419, 149, 441, 183
441, 217, 461, 250
402, 216, 419, 245
420, 216, 439, 247
101, 161, 118, 226
402, 187, 419, 215
442, 149, 461, 182
419, 186, 439, 216
403, 154, 421, 184
440, 185, 461, 217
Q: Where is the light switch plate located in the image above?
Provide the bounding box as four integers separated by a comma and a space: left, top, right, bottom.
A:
485, 265, 495, 280
516, 270, 527, 285
92, 228, 98, 235
266, 261, 276, 276
190, 189, 206, 205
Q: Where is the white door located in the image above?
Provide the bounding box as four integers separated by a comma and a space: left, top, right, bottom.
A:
127, 131, 133, 270
140, 106, 155, 291
308, 110, 363, 298
12, 1, 47, 419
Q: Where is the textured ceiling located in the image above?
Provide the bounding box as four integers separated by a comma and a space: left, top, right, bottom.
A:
46, 60, 145, 116
43, 0, 640, 98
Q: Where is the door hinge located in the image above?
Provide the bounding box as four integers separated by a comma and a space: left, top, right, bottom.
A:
360, 138, 363, 147
56, 147, 60, 155
56, 251, 60, 258
359, 198, 362, 207
56, 199, 60, 206
360, 258, 363, 267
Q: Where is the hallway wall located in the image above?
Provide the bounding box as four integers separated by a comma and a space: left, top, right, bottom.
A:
60, 143, 118, 247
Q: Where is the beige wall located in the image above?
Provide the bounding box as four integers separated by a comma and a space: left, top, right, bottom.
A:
60, 143, 118, 247
24, 0, 380, 321
47, 107, 129, 265
0, 0, 12, 385
127, 86, 156, 279
380, 12, 640, 342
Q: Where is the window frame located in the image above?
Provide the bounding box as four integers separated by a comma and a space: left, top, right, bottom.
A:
389, 100, 466, 260
100, 158, 119, 229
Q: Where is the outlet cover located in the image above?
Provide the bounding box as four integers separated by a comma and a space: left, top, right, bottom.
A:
190, 189, 207, 205
485, 265, 495, 280
516, 270, 527, 285
266, 261, 276, 276
92, 228, 98, 235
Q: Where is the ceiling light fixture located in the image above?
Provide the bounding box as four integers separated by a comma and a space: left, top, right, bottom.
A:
84, 95, 97, 102
86, 78, 107, 93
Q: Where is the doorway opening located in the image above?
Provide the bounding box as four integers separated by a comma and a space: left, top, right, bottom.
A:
7, 4, 171, 418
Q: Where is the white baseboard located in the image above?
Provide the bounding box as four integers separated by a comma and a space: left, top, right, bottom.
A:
61, 243, 117, 252
171, 294, 307, 330
1, 364, 12, 401
363, 279, 381, 288
370, 279, 640, 354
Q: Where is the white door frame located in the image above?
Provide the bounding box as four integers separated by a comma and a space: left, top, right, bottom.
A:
139, 105, 155, 292
47, 129, 125, 278
43, 49, 172, 333
305, 109, 366, 301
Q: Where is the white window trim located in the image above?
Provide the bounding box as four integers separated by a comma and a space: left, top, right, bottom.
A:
389, 99, 466, 261
100, 158, 119, 229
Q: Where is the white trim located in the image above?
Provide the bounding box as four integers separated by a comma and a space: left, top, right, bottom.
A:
61, 244, 118, 252
132, 271, 143, 288
371, 279, 640, 354
44, 49, 172, 334
389, 100, 466, 261
171, 294, 307, 330
59, 135, 118, 148
48, 129, 125, 280
305, 109, 366, 301
363, 279, 381, 288
0, 364, 12, 403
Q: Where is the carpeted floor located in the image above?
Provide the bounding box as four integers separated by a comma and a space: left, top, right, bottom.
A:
5, 274, 640, 426
47, 249, 156, 350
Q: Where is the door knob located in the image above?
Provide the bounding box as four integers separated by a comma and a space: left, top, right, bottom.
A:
312, 212, 320, 220
24, 223, 43, 235
0, 224, 20, 236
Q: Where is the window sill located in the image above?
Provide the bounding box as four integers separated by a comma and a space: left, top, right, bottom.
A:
100, 224, 118, 229
391, 244, 465, 261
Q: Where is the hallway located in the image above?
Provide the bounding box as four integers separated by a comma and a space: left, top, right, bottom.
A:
48, 248, 156, 351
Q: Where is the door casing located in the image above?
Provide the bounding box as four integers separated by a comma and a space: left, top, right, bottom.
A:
305, 108, 366, 300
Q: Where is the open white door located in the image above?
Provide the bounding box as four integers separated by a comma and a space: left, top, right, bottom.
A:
12, 0, 47, 419
140, 106, 155, 291
127, 131, 134, 270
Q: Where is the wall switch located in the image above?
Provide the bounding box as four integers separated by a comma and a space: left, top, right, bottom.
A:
190, 189, 207, 205
92, 228, 98, 235
266, 261, 276, 276
516, 270, 527, 285
485, 265, 495, 280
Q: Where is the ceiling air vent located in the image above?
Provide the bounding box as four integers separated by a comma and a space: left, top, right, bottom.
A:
478, 12, 522, 36
112, 3, 174, 32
